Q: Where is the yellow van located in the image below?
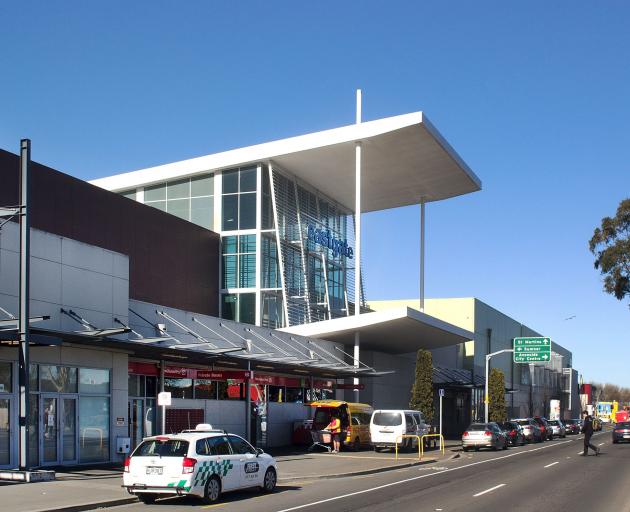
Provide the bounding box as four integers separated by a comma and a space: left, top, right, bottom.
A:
310, 400, 374, 450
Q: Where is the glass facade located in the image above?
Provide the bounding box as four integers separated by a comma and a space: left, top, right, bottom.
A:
25, 363, 111, 465
143, 174, 214, 229
119, 162, 363, 328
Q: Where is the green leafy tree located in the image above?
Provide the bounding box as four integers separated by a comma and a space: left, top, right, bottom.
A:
589, 198, 630, 305
488, 368, 507, 422
410, 349, 434, 424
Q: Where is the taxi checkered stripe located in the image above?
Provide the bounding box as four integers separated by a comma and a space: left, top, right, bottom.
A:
193, 460, 234, 487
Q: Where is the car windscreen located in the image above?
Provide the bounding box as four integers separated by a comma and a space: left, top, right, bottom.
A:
133, 439, 189, 457
372, 412, 402, 426
467, 424, 489, 431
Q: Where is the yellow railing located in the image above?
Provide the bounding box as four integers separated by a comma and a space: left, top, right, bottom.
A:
420, 434, 445, 458
394, 435, 421, 460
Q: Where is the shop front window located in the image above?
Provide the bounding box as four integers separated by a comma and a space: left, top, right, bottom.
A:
79, 368, 110, 394
194, 380, 217, 399
40, 365, 77, 393
79, 397, 110, 463
0, 362, 11, 393
165, 378, 193, 399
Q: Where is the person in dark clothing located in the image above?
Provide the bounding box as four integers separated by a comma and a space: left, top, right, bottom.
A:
581, 412, 600, 456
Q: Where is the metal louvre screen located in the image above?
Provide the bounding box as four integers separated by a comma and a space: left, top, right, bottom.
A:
271, 166, 361, 326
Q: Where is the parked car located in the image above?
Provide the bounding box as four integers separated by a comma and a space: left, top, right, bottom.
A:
612, 421, 630, 444
546, 420, 566, 438
563, 419, 581, 435
512, 418, 543, 443
462, 422, 508, 452
533, 416, 554, 440
370, 409, 429, 452
498, 421, 526, 446
311, 400, 374, 451
122, 424, 277, 504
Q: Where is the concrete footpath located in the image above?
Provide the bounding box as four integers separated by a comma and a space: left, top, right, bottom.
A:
0, 442, 459, 512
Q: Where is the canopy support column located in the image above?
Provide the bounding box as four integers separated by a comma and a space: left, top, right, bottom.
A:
420, 199, 425, 312
354, 89, 362, 400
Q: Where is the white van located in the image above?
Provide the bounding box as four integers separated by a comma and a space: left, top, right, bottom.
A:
370, 410, 430, 452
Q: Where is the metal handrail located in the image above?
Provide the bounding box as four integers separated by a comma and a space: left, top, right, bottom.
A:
420, 434, 445, 458
394, 434, 422, 460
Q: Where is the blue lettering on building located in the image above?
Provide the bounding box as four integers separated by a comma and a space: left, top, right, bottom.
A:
307, 224, 353, 259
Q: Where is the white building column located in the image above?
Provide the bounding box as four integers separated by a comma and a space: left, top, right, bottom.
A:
420, 198, 425, 312
354, 89, 362, 400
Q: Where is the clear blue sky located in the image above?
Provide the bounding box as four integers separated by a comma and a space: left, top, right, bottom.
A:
2, 1, 629, 385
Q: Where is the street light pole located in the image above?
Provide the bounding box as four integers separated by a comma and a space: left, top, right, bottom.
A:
485, 349, 514, 423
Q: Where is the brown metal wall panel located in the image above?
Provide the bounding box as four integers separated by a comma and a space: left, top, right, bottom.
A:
0, 149, 219, 316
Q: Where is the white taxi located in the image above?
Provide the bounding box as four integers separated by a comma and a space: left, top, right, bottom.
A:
123, 424, 278, 504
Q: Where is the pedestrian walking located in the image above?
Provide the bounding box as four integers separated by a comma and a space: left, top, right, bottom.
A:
581, 411, 600, 456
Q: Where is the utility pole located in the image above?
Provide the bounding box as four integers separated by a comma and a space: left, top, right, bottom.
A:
18, 139, 31, 470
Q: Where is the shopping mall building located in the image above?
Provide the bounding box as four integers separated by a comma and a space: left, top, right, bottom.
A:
0, 111, 578, 468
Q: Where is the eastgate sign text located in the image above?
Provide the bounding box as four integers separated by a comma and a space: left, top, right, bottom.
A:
307, 224, 353, 259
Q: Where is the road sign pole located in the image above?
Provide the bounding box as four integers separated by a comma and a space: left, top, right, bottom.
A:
439, 390, 443, 437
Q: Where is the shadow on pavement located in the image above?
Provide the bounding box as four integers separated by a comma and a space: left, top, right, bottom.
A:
152, 485, 303, 507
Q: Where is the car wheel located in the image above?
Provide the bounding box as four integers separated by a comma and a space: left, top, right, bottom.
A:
261, 467, 277, 493
137, 494, 158, 505
353, 437, 361, 452
203, 476, 221, 504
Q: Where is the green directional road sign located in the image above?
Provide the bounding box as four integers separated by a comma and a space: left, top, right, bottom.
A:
513, 337, 552, 363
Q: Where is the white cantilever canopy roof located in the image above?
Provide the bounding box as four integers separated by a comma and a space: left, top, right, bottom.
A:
280, 307, 474, 354
90, 112, 481, 213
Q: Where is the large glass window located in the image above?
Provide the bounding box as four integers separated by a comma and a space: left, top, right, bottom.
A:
261, 291, 284, 328
79, 368, 110, 394
79, 397, 110, 462
141, 174, 214, 229
40, 365, 77, 393
262, 235, 280, 289
221, 166, 257, 231
221, 293, 256, 325
222, 235, 256, 289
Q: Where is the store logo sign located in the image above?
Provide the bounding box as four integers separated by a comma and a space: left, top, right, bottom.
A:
307, 224, 353, 259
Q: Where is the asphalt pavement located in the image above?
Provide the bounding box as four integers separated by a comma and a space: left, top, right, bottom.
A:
101, 428, 630, 512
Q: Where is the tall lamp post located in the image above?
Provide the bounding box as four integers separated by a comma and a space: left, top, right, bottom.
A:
485, 349, 514, 423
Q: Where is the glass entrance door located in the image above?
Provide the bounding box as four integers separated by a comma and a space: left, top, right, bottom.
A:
41, 395, 59, 464
128, 399, 144, 450
40, 395, 79, 465
61, 397, 78, 464
0, 398, 12, 467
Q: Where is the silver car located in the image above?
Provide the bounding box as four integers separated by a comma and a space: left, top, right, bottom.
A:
512, 418, 543, 443
547, 420, 566, 438
462, 422, 508, 451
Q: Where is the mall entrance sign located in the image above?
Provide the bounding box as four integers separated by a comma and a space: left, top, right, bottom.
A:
513, 337, 551, 363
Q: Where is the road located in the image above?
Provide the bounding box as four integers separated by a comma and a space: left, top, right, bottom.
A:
104, 429, 630, 512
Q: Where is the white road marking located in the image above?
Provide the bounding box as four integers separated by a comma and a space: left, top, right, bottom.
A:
273, 440, 572, 512
598, 443, 605, 446
577, 451, 584, 455
544, 461, 559, 468
473, 483, 506, 497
